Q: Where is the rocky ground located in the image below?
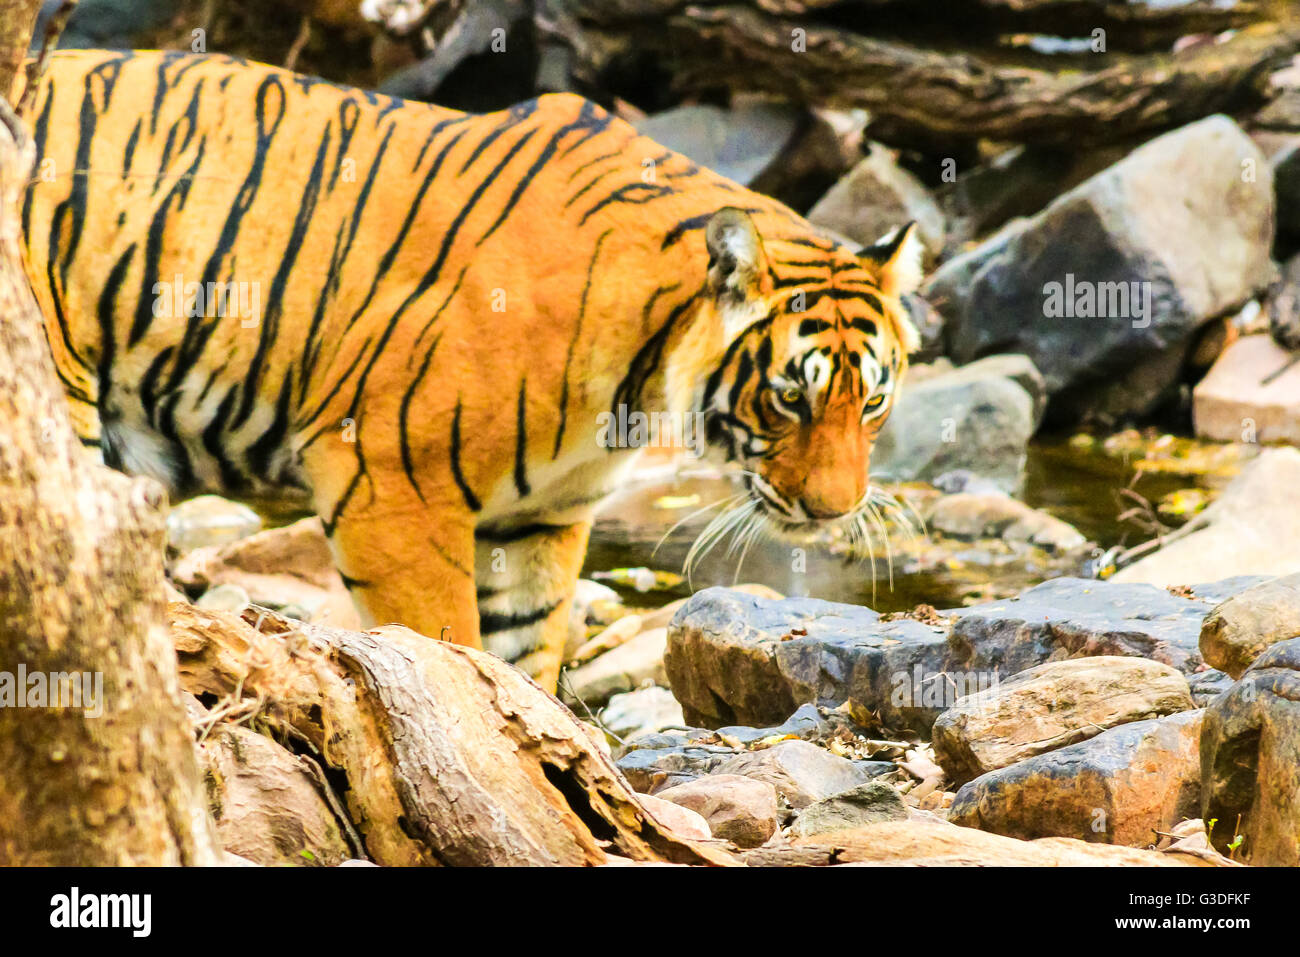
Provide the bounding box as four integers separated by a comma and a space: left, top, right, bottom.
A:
168, 491, 1300, 866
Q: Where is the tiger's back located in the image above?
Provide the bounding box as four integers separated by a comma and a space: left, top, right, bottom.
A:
23, 49, 922, 691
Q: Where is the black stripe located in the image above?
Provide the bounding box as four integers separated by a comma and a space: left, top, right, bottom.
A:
399, 335, 441, 503
554, 229, 611, 458
580, 181, 674, 226
94, 244, 136, 420
163, 73, 286, 396
201, 387, 249, 492
480, 601, 560, 636
300, 125, 396, 404
458, 102, 531, 174
475, 522, 572, 544
344, 119, 468, 332
450, 398, 481, 511
479, 100, 610, 245
231, 119, 333, 429
514, 379, 530, 498
610, 284, 694, 416
129, 137, 208, 348
245, 374, 294, 482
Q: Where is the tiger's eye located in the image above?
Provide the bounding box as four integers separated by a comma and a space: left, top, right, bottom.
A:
779, 386, 801, 405
865, 394, 885, 411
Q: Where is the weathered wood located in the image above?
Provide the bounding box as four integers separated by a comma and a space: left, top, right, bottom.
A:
552, 0, 1272, 38
0, 92, 219, 864
543, 2, 1300, 147
0, 0, 41, 100
172, 602, 740, 866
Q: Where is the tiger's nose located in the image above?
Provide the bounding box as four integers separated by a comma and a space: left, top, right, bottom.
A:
799, 497, 848, 521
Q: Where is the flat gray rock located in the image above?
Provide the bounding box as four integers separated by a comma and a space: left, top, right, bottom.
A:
666, 578, 1267, 733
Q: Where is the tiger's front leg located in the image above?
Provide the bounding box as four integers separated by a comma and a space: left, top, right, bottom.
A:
302, 445, 484, 651
473, 520, 593, 694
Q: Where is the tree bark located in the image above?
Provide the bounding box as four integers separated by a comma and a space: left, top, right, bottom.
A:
545, 2, 1300, 148
0, 94, 220, 863
173, 602, 739, 866
0, 0, 40, 101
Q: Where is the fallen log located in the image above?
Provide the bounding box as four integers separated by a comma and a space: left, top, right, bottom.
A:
544, 3, 1300, 148
171, 602, 739, 866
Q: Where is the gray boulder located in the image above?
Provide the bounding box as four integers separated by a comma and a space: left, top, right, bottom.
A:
1201, 637, 1300, 865
635, 102, 802, 188
873, 355, 1040, 494
789, 780, 908, 839
926, 115, 1275, 424
807, 145, 947, 256
946, 576, 1257, 677
615, 744, 738, 795
665, 578, 1266, 734
1200, 572, 1300, 679
949, 710, 1203, 847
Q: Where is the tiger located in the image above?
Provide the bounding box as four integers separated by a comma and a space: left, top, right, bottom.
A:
20, 49, 922, 693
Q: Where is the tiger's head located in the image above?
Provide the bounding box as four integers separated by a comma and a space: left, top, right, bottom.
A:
674, 207, 923, 534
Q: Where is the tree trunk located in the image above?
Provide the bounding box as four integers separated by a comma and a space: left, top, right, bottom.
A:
173, 602, 739, 866
0, 0, 40, 101
0, 90, 220, 863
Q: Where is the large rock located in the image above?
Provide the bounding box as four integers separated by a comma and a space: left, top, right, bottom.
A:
949, 711, 1204, 846
789, 780, 908, 839
665, 587, 951, 731
947, 576, 1260, 676
926, 115, 1275, 423
714, 740, 876, 811
655, 774, 780, 848
873, 355, 1037, 494
1200, 573, 1300, 679
938, 143, 1126, 250
807, 145, 947, 256
1115, 448, 1300, 585
1200, 638, 1300, 865
636, 102, 801, 187
611, 703, 862, 792
667, 579, 1261, 733
1193, 335, 1300, 444
932, 656, 1195, 785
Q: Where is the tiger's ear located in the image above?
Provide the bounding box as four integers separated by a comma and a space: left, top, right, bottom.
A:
860, 222, 924, 299
705, 207, 770, 316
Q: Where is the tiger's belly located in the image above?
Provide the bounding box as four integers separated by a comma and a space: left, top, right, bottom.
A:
97, 367, 313, 517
